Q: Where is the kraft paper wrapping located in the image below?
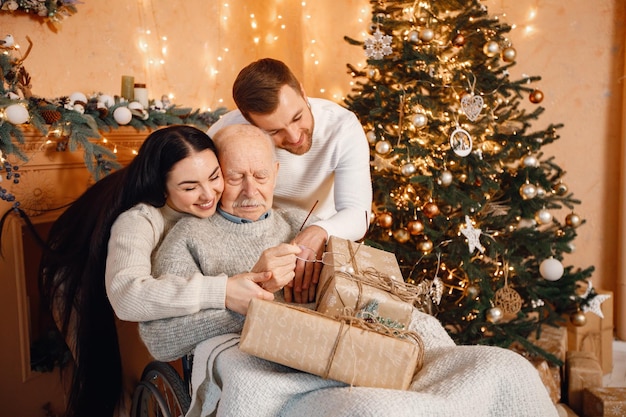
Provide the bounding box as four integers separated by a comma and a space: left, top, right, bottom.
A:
565, 350, 603, 415
239, 299, 424, 390
583, 387, 626, 417
567, 289, 613, 374
316, 237, 422, 328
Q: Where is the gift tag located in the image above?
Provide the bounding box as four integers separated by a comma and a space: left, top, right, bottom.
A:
461, 93, 483, 121
450, 126, 472, 157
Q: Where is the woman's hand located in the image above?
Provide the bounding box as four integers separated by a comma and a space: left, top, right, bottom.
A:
250, 243, 301, 293
225, 272, 274, 315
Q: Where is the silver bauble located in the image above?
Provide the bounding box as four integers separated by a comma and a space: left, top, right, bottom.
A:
401, 163, 417, 176
439, 170, 453, 186
519, 183, 538, 200
411, 112, 428, 129
375, 140, 392, 155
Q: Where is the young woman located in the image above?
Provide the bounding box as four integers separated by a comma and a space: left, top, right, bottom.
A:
38, 125, 272, 417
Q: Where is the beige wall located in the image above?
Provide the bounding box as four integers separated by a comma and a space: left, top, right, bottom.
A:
1, 1, 624, 331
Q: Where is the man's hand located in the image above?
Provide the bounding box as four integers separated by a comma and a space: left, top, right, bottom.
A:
286, 225, 328, 303
250, 243, 301, 292
225, 272, 274, 315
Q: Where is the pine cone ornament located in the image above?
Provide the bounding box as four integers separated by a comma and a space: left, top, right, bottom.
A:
41, 109, 62, 124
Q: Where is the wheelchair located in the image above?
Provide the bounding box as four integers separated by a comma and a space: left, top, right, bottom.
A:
130, 354, 193, 417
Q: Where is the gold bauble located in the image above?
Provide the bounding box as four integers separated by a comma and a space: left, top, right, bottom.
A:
422, 202, 440, 219
565, 213, 582, 228
417, 238, 433, 252
483, 41, 500, 57
519, 183, 538, 200
393, 228, 411, 243
529, 89, 544, 104
407, 219, 425, 235
553, 182, 569, 195
452, 33, 465, 46
486, 307, 504, 323
501, 47, 517, 62
377, 212, 393, 228
419, 28, 435, 42
466, 284, 480, 299
570, 310, 587, 327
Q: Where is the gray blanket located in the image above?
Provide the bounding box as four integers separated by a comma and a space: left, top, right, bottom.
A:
186, 309, 559, 417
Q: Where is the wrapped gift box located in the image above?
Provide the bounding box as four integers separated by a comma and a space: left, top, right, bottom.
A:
567, 290, 613, 374
528, 324, 568, 364
530, 358, 561, 404
582, 387, 626, 417
316, 236, 427, 328
239, 298, 424, 390
565, 351, 603, 415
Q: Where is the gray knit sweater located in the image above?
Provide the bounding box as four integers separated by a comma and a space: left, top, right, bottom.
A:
139, 208, 310, 361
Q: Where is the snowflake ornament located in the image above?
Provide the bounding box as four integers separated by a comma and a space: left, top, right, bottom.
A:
365, 29, 393, 60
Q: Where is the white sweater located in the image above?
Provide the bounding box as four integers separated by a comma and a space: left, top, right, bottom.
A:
105, 203, 228, 322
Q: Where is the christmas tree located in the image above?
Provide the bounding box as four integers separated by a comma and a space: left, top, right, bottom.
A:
344, 0, 598, 363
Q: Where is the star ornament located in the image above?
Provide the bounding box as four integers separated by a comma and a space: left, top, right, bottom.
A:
582, 293, 611, 318
460, 215, 485, 254
365, 29, 393, 60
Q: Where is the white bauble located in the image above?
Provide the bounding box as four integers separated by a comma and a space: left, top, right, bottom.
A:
73, 103, 85, 114
69, 91, 88, 104
113, 106, 133, 125
5, 103, 30, 124
366, 130, 377, 144
540, 257, 564, 281
98, 94, 115, 108
128, 101, 145, 111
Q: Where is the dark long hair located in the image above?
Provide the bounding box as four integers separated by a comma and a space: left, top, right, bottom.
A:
38, 125, 217, 417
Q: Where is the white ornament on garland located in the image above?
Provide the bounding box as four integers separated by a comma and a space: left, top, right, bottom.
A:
450, 125, 472, 157
4, 103, 30, 124
113, 106, 133, 125
460, 215, 485, 253
364, 28, 393, 60
582, 292, 611, 319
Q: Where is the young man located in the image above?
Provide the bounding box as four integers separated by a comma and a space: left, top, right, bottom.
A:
208, 58, 372, 303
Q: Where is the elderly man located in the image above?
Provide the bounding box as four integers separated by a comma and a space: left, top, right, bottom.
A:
208, 58, 372, 303
139, 124, 315, 361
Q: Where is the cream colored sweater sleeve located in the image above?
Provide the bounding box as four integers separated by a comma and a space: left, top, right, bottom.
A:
105, 204, 228, 322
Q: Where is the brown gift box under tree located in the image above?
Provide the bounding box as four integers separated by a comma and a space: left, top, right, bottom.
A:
582, 387, 626, 417
239, 299, 424, 390
316, 236, 430, 328
567, 289, 613, 374
565, 350, 603, 415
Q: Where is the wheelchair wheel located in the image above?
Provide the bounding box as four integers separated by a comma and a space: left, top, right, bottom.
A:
131, 361, 191, 417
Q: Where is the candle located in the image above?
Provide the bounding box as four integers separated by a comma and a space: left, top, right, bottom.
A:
134, 83, 149, 108
121, 75, 134, 101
